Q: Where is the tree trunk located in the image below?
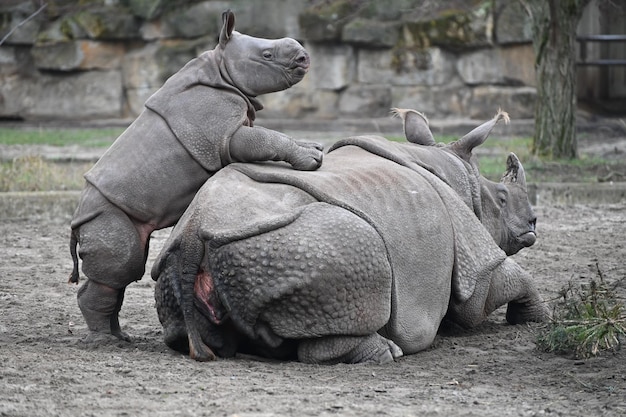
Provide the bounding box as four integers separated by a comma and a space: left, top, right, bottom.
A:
524, 0, 590, 159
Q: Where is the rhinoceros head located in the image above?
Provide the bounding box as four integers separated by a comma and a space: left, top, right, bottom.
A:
395, 108, 537, 256
483, 153, 537, 255
451, 156, 537, 256
218, 10, 310, 96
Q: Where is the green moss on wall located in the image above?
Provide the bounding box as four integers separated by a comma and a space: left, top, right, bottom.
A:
404, 13, 477, 50
299, 0, 364, 41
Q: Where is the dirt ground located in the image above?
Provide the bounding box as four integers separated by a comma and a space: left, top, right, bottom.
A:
0, 197, 624, 416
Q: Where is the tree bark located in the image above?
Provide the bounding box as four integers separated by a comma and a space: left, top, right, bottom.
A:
523, 0, 590, 159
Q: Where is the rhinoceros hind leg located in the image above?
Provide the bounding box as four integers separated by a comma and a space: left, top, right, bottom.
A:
75, 196, 149, 340
298, 333, 403, 365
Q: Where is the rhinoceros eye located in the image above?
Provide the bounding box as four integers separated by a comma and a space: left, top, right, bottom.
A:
497, 190, 507, 207
262, 50, 273, 60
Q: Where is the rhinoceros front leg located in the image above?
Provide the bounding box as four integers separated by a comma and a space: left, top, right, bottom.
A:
498, 261, 550, 325
298, 333, 403, 365
449, 258, 549, 328
229, 125, 323, 170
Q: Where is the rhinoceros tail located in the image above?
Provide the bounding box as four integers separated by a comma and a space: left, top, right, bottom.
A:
68, 228, 80, 284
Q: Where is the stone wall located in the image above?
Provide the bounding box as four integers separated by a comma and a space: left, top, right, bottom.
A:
0, 0, 537, 122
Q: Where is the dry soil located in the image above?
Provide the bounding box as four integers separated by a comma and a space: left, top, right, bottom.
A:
0, 200, 625, 416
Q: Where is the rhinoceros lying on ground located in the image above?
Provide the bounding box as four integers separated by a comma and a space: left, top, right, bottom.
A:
68, 10, 322, 342
151, 110, 547, 364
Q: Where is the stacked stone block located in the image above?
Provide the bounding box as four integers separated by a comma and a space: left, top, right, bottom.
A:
0, 0, 536, 121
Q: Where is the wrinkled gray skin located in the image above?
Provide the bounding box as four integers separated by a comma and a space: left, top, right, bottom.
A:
68, 10, 323, 342
152, 110, 548, 364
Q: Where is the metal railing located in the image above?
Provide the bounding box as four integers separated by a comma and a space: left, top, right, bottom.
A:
577, 34, 626, 66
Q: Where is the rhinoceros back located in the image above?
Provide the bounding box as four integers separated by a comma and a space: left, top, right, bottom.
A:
329, 136, 481, 217
84, 110, 210, 224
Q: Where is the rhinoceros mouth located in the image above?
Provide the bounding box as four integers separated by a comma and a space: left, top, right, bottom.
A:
290, 61, 309, 78
289, 52, 310, 75
288, 67, 308, 85
517, 231, 537, 247
291, 65, 308, 77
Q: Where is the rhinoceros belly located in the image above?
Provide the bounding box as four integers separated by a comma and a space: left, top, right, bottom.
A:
84, 109, 211, 226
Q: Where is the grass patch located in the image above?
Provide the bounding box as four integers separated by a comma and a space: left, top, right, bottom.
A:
536, 264, 626, 358
0, 128, 623, 191
0, 127, 123, 147
0, 156, 90, 192
388, 134, 624, 183
388, 134, 535, 180
0, 127, 118, 191
478, 137, 536, 181
523, 156, 625, 183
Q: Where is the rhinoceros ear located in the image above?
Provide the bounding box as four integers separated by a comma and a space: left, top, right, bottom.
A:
501, 152, 527, 188
390, 108, 436, 146
219, 9, 235, 48
450, 109, 510, 163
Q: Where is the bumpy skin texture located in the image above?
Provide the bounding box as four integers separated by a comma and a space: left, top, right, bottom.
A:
212, 204, 391, 338
68, 10, 323, 342
153, 115, 548, 364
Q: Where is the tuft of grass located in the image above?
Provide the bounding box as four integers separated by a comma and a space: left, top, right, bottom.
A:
536, 264, 626, 358
0, 127, 123, 147
0, 156, 90, 191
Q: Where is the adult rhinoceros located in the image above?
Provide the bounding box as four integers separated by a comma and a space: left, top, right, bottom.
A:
68, 10, 323, 342
152, 110, 548, 364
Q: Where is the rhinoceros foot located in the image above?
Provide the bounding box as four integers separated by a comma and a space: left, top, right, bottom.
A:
76, 280, 132, 343
298, 333, 404, 365
79, 329, 131, 346
505, 299, 549, 325
289, 145, 323, 171
295, 140, 324, 152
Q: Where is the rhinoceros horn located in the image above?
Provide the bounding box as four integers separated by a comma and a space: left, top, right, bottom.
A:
501, 152, 527, 188
450, 109, 510, 162
390, 108, 436, 146
219, 10, 236, 48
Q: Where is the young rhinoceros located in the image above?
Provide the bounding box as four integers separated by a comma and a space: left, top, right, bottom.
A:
151, 112, 548, 364
68, 10, 323, 342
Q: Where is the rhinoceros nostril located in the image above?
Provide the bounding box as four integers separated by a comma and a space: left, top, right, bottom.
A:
294, 52, 310, 68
